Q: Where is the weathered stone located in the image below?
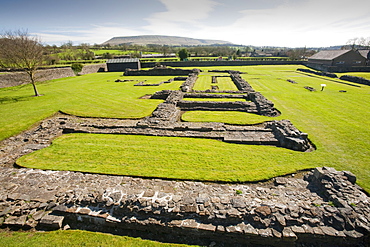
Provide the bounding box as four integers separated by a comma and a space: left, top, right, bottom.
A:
181, 219, 198, 229
243, 224, 259, 236
282, 227, 298, 240
274, 177, 288, 186
275, 214, 286, 227
78, 208, 91, 215
0, 207, 11, 217
180, 204, 198, 213
4, 215, 27, 227
198, 223, 216, 232
39, 214, 64, 230
231, 198, 245, 208
0, 164, 368, 246
255, 205, 272, 217
226, 225, 243, 234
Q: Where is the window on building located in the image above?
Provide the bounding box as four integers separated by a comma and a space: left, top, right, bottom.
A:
336, 61, 345, 64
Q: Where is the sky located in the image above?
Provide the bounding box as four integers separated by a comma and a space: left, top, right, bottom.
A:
0, 0, 369, 47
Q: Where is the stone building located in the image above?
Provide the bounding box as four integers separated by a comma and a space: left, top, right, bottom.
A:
358, 50, 370, 65
106, 58, 141, 72
307, 49, 366, 66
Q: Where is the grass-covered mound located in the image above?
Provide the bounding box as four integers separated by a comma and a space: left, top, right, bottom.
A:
2, 65, 370, 191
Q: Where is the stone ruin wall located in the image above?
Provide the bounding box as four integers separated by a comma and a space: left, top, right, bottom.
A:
0, 64, 107, 89
0, 166, 369, 247
124, 67, 198, 76
0, 68, 75, 88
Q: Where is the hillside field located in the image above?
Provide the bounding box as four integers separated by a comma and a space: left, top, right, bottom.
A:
1, 65, 369, 192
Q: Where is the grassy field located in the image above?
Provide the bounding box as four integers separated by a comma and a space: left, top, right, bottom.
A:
192, 72, 238, 91
0, 230, 194, 247
0, 74, 181, 141
2, 65, 370, 192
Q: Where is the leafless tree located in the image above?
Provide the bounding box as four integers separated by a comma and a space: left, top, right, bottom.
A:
0, 30, 44, 96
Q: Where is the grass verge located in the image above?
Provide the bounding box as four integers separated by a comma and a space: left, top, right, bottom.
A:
0, 230, 194, 247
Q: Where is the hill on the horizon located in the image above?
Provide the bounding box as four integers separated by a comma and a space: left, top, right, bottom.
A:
102, 35, 234, 46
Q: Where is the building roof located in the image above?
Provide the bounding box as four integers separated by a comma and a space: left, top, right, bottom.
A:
308, 50, 351, 60
107, 58, 140, 64
358, 50, 370, 59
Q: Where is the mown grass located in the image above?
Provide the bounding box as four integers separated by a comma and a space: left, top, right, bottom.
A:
18, 133, 315, 182
0, 73, 182, 141
192, 72, 238, 91
3, 65, 370, 192
0, 230, 194, 247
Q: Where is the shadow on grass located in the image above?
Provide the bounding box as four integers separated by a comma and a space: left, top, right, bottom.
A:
0, 95, 32, 104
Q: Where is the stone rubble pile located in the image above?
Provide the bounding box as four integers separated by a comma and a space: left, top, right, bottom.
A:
0, 167, 368, 246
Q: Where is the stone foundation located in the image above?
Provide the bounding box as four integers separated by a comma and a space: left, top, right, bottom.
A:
0, 167, 368, 246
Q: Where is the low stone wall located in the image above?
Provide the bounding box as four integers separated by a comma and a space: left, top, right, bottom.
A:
180, 73, 199, 92
266, 120, 311, 151
297, 68, 337, 78
79, 63, 107, 75
229, 71, 254, 92
339, 75, 370, 86
0, 166, 368, 246
142, 60, 303, 68
0, 64, 107, 88
125, 67, 196, 76
249, 92, 280, 117
178, 100, 258, 113
0, 68, 75, 88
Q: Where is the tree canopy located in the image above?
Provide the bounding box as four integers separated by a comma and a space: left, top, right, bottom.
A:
178, 48, 189, 61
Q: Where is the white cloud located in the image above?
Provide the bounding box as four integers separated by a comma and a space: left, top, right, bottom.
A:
32, 0, 370, 47
143, 0, 218, 35
222, 0, 370, 46
34, 25, 144, 45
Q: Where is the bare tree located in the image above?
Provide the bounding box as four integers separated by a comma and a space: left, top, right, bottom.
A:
0, 30, 44, 96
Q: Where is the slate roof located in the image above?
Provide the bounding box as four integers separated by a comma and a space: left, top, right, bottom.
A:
308, 50, 351, 60
107, 58, 140, 63
358, 50, 370, 59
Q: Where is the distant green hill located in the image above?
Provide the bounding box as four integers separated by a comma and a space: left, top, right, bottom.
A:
102, 35, 234, 46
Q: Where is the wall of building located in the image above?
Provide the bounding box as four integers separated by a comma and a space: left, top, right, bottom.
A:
304, 62, 370, 73
333, 51, 366, 66
107, 62, 140, 72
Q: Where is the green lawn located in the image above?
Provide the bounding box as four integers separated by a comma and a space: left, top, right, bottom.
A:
2, 65, 370, 192
0, 73, 182, 141
0, 230, 194, 247
192, 72, 238, 91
